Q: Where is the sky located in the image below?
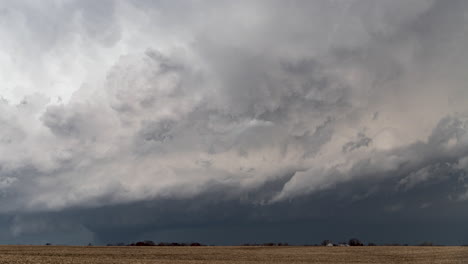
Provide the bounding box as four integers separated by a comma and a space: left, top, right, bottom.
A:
0, 0, 468, 245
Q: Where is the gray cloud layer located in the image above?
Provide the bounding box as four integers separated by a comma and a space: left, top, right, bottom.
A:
1, 0, 468, 244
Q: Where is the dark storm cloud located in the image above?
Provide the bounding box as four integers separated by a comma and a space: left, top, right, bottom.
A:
0, 0, 468, 245
3, 169, 468, 245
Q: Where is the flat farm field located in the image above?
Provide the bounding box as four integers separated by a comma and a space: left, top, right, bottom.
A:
0, 245, 467, 264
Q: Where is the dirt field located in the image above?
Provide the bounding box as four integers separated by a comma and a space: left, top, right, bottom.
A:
0, 245, 467, 264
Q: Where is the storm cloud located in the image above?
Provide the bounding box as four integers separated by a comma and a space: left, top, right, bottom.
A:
1, 0, 468, 245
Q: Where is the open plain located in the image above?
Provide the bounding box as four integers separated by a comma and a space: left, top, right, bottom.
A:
0, 246, 467, 264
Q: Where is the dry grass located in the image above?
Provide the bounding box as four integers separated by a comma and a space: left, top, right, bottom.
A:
0, 246, 467, 264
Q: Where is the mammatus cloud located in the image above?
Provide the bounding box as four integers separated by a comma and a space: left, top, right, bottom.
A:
1, 0, 468, 218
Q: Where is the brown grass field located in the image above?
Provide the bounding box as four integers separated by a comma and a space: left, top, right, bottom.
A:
0, 245, 467, 264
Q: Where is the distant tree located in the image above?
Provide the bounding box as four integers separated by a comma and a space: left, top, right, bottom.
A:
133, 240, 156, 246
367, 242, 377, 246
348, 238, 364, 246
87, 243, 93, 246
144, 240, 155, 246
321, 240, 332, 246
45, 243, 51, 246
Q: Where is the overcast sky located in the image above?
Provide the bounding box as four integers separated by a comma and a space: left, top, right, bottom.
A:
1, 0, 468, 245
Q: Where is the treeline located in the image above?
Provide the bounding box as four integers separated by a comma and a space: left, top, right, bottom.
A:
318, 238, 439, 247
99, 238, 439, 247
106, 241, 289, 247
106, 241, 204, 247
